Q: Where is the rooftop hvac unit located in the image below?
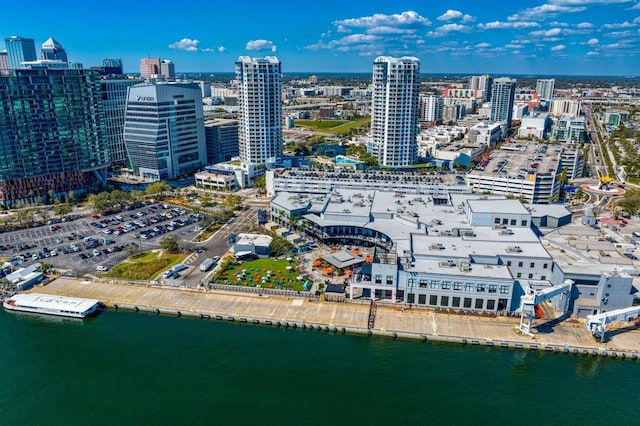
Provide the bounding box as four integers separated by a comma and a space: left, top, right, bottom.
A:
499, 229, 514, 235
506, 246, 523, 253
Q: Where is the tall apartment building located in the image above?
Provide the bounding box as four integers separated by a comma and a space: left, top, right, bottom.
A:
370, 56, 420, 167
536, 78, 555, 101
490, 78, 516, 126
0, 69, 109, 206
419, 95, 443, 123
550, 98, 581, 116
41, 37, 68, 62
100, 78, 143, 169
204, 119, 239, 165
469, 74, 492, 101
4, 36, 36, 69
139, 58, 175, 80
236, 56, 282, 165
0, 51, 8, 75
123, 83, 206, 181
160, 59, 175, 79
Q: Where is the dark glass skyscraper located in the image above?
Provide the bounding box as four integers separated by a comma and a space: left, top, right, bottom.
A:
0, 69, 109, 205
41, 37, 68, 63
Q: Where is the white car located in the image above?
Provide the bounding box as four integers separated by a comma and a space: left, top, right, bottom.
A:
96, 265, 108, 272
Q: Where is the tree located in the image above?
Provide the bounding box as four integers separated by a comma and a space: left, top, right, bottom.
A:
146, 181, 172, 199
160, 234, 180, 254
224, 194, 242, 209
128, 190, 145, 205
252, 176, 266, 195
53, 203, 72, 218
269, 236, 292, 257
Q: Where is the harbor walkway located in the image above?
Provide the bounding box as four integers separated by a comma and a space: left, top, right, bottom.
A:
38, 277, 640, 356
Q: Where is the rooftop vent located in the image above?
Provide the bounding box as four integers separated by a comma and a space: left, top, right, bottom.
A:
438, 260, 456, 267
506, 246, 523, 253
429, 243, 445, 250
499, 229, 514, 236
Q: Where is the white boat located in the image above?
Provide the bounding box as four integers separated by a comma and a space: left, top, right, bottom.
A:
3, 293, 102, 318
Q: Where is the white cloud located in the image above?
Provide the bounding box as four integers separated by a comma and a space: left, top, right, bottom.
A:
245, 39, 277, 52
586, 50, 600, 56
478, 21, 540, 30
587, 37, 600, 45
508, 4, 586, 21
218, 46, 226, 53
168, 38, 200, 51
551, 44, 566, 51
428, 23, 471, 37
334, 10, 431, 29
438, 10, 462, 21
604, 30, 636, 37
505, 43, 524, 49
576, 22, 594, 28
628, 2, 640, 9
530, 27, 563, 36
475, 42, 492, 48
603, 17, 640, 28
551, 0, 632, 4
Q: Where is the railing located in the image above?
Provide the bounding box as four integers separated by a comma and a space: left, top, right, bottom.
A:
207, 283, 318, 299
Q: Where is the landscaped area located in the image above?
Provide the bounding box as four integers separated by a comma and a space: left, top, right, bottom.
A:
295, 117, 370, 135
109, 250, 186, 281
213, 257, 311, 291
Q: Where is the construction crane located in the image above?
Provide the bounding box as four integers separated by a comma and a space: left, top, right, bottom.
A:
518, 280, 573, 337
596, 167, 614, 191
586, 305, 640, 342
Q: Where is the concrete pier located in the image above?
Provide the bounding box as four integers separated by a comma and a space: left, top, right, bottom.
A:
36, 277, 640, 359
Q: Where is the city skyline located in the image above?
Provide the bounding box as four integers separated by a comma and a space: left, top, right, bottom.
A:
2, 1, 640, 76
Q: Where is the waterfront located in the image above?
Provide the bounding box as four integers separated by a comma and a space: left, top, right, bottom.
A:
0, 308, 638, 425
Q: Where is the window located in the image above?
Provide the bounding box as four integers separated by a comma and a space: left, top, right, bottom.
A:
476, 283, 486, 292
502, 218, 509, 225
540, 276, 546, 280
452, 297, 461, 307
528, 273, 533, 279
507, 261, 512, 267
518, 261, 523, 267
418, 294, 426, 305
386, 275, 393, 285
429, 295, 438, 306
486, 300, 496, 310
488, 285, 497, 294
464, 283, 474, 292
453, 282, 462, 291
464, 298, 472, 308
442, 281, 451, 290
408, 279, 415, 288
499, 285, 509, 294
475, 299, 484, 309
408, 293, 415, 304
530, 262, 535, 268
543, 263, 548, 269
441, 296, 449, 307
494, 217, 501, 224
517, 273, 522, 278
419, 279, 427, 288
521, 220, 528, 226
510, 219, 516, 226
430, 280, 439, 289
374, 274, 382, 284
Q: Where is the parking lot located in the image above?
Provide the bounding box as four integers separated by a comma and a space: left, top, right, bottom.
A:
0, 201, 203, 277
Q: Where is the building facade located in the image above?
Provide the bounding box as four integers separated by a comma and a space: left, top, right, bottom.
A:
123, 83, 206, 180
4, 36, 37, 69
370, 56, 420, 167
536, 78, 555, 100
236, 56, 283, 166
100, 78, 143, 169
40, 37, 68, 63
204, 118, 239, 165
0, 69, 109, 205
490, 78, 516, 126
0, 51, 8, 75
419, 95, 443, 123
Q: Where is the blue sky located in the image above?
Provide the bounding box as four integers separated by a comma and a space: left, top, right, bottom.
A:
3, 0, 640, 75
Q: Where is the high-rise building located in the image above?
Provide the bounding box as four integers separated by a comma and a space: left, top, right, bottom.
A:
550, 98, 581, 116
204, 119, 239, 164
101, 58, 123, 75
0, 69, 108, 206
490, 78, 516, 126
160, 59, 175, 79
419, 95, 443, 123
370, 56, 420, 167
235, 56, 282, 165
99, 78, 143, 168
123, 83, 206, 181
536, 78, 555, 101
41, 37, 68, 63
469, 74, 492, 101
0, 51, 8, 75
139, 58, 174, 80
4, 36, 37, 69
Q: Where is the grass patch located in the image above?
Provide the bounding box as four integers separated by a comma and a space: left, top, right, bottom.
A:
110, 250, 186, 281
214, 258, 310, 291
194, 223, 223, 242
296, 117, 370, 135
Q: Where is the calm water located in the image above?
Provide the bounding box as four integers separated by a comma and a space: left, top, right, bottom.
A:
0, 309, 637, 426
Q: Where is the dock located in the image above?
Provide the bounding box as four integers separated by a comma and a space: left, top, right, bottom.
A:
37, 277, 640, 359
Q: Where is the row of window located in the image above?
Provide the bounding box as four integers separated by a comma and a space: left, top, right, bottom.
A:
408, 279, 510, 294
407, 293, 502, 311
506, 260, 549, 269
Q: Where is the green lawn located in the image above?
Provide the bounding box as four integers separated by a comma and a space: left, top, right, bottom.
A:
296, 117, 370, 135
110, 250, 186, 281
214, 258, 309, 291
